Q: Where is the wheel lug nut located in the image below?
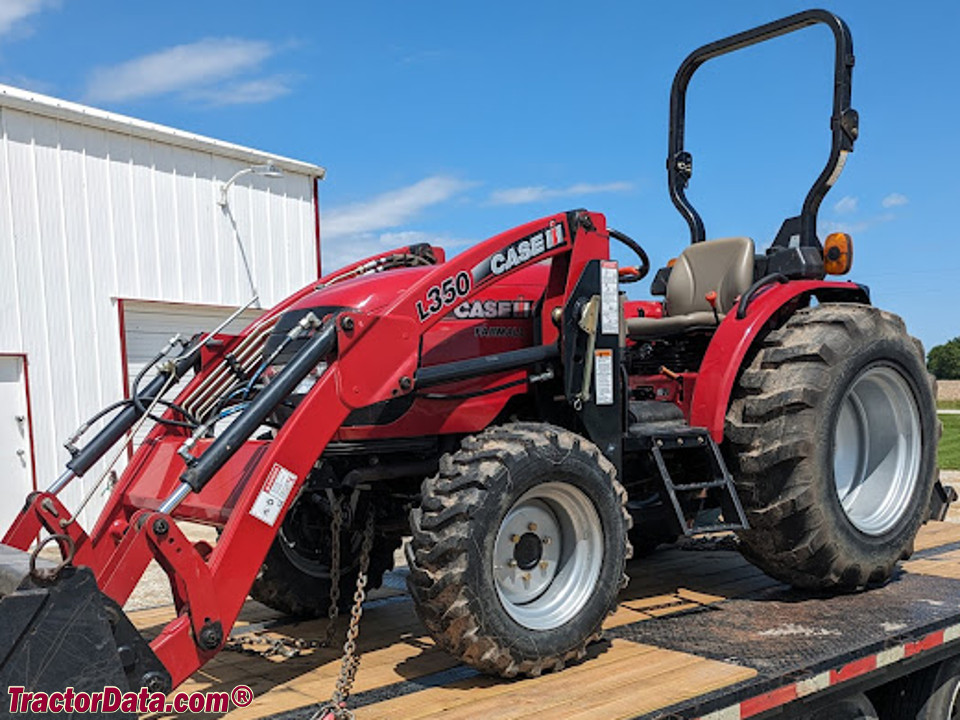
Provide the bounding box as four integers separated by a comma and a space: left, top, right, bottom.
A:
522, 573, 531, 581
542, 536, 551, 545
508, 559, 517, 568
539, 561, 548, 570
510, 534, 519, 543
528, 523, 538, 532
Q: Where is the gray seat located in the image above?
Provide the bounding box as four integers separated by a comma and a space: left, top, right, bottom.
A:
627, 236, 755, 338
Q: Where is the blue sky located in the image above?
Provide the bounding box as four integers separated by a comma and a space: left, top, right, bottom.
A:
1, 1, 956, 350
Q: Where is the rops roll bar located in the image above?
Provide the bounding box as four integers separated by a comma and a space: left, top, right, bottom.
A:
667, 9, 858, 249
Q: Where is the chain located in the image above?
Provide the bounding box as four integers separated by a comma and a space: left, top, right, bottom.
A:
225, 496, 345, 658
313, 509, 375, 720
325, 496, 344, 646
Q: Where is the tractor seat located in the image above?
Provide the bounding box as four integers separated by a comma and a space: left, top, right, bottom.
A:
627, 236, 755, 338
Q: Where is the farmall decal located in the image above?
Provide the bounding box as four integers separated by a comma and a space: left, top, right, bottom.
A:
471, 223, 565, 284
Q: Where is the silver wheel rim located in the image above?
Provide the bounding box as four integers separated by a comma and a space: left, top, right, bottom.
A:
493, 482, 603, 630
833, 364, 922, 536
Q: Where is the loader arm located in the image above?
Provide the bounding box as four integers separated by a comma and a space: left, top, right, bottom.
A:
1, 209, 611, 691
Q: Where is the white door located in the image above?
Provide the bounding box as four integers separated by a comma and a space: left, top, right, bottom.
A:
122, 301, 264, 449
0, 356, 33, 533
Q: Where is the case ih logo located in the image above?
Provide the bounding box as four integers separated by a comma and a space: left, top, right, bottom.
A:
472, 223, 565, 283
452, 299, 534, 320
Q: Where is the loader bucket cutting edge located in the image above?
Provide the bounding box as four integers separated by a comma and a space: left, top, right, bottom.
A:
0, 544, 170, 709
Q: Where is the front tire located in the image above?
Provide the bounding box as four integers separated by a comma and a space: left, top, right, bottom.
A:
726, 303, 938, 591
250, 493, 394, 617
406, 423, 631, 677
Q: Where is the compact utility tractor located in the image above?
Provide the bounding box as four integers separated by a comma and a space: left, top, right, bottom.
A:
0, 8, 949, 706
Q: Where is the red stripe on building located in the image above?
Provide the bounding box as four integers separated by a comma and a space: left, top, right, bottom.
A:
313, 175, 322, 279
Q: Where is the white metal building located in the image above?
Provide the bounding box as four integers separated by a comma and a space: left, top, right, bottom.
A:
0, 84, 325, 530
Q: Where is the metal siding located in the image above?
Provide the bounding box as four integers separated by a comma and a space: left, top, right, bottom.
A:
0, 109, 23, 351
84, 126, 124, 414
0, 105, 317, 527
131, 136, 162, 300
122, 301, 264, 450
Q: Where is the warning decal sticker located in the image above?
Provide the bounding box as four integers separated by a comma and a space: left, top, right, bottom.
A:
594, 349, 614, 406
250, 463, 297, 526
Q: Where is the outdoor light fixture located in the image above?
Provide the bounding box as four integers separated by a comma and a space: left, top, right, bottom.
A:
218, 163, 285, 207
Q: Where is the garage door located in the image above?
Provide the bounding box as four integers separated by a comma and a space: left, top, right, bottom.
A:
122, 301, 264, 450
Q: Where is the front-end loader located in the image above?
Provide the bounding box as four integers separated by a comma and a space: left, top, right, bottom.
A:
0, 8, 949, 711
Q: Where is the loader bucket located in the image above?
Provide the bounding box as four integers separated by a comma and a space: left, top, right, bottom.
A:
0, 544, 170, 711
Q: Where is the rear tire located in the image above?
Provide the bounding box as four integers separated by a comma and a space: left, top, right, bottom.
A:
726, 303, 938, 591
407, 423, 631, 677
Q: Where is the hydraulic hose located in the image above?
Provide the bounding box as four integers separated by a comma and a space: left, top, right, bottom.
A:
179, 321, 337, 493
609, 228, 650, 282
65, 352, 199, 477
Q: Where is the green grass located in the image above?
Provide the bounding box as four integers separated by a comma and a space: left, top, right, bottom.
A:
939, 414, 960, 470
938, 399, 960, 411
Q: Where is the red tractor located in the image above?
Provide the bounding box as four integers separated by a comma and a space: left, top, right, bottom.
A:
0, 7, 948, 705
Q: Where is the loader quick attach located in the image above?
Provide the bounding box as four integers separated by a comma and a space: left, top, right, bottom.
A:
0, 7, 951, 712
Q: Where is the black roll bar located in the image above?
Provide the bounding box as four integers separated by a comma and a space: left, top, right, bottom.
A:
668, 9, 858, 247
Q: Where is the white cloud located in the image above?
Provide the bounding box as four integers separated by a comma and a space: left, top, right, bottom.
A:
820, 212, 895, 237
833, 195, 859, 215
188, 75, 293, 106
882, 192, 909, 208
321, 230, 474, 273
322, 176, 473, 239
85, 38, 276, 104
488, 181, 633, 206
0, 0, 54, 37
320, 176, 474, 272
820, 219, 871, 236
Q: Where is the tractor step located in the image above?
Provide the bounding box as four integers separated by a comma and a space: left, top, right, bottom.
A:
627, 425, 750, 536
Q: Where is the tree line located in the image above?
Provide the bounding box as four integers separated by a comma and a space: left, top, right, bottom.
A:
928, 337, 960, 380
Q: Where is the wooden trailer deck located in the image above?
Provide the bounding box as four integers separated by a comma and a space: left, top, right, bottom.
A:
132, 519, 960, 720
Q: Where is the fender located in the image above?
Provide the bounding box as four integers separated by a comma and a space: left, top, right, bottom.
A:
690, 279, 870, 441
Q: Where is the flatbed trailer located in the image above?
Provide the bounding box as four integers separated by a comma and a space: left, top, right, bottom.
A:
129, 516, 960, 720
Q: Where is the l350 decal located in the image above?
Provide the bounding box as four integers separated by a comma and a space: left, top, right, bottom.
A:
416, 270, 472, 322
417, 222, 564, 323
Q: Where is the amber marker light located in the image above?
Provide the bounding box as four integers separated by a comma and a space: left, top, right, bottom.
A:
824, 232, 853, 275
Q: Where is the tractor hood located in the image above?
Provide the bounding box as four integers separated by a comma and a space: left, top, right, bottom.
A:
265, 261, 550, 366
263, 265, 435, 364
290, 264, 437, 317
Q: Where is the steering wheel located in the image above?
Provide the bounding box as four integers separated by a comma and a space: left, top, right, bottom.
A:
608, 229, 650, 283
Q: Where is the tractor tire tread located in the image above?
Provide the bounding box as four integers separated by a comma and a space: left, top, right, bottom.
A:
726, 303, 937, 591
407, 422, 631, 678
